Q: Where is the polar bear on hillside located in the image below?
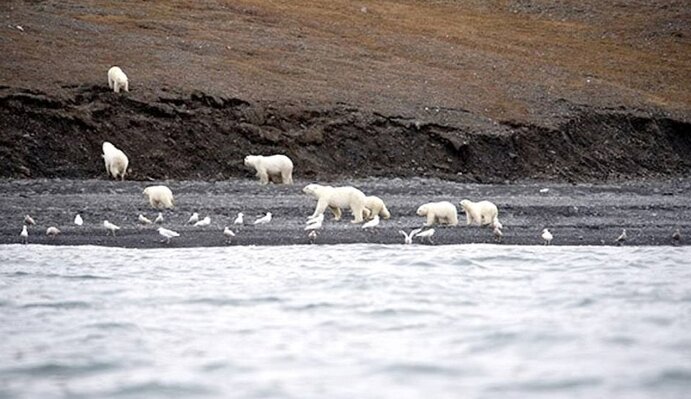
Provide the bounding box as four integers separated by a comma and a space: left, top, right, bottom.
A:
244, 154, 294, 185
102, 141, 129, 180
303, 183, 368, 224
459, 199, 501, 229
416, 201, 458, 226
107, 66, 129, 93
364, 195, 391, 220
143, 185, 175, 209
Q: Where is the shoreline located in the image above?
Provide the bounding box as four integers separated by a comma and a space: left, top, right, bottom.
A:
0, 178, 687, 248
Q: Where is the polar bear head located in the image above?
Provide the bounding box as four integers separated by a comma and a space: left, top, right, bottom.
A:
416, 204, 429, 216
302, 183, 324, 198
244, 155, 261, 167
459, 199, 472, 210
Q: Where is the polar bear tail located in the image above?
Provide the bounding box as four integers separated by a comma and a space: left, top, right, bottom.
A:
380, 205, 391, 219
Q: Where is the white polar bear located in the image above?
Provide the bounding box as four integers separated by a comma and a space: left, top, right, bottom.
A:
102, 141, 129, 180
107, 66, 129, 93
416, 201, 459, 226
143, 185, 175, 209
363, 195, 391, 220
244, 154, 294, 185
459, 199, 501, 228
303, 183, 367, 224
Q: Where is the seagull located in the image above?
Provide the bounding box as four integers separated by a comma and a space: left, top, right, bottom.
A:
307, 214, 324, 225
158, 227, 180, 244
233, 212, 244, 225
194, 216, 211, 227
223, 227, 235, 243
24, 214, 35, 225
362, 215, 380, 230
399, 228, 423, 244
672, 228, 681, 244
20, 225, 28, 244
46, 226, 61, 238
541, 228, 553, 245
103, 220, 120, 236
138, 214, 153, 224
188, 212, 199, 224
539, 188, 550, 194
254, 212, 272, 225
308, 230, 318, 244
615, 229, 627, 245
74, 214, 83, 226
415, 228, 436, 244
493, 226, 503, 242
305, 218, 323, 231
154, 212, 164, 224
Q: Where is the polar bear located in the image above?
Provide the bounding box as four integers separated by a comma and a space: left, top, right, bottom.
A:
102, 141, 129, 180
303, 183, 367, 224
459, 199, 501, 228
416, 201, 459, 226
244, 154, 294, 185
143, 185, 175, 209
107, 66, 129, 93
364, 195, 391, 220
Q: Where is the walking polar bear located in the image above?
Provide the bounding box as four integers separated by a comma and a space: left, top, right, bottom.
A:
244, 154, 294, 185
459, 199, 502, 229
102, 141, 129, 180
107, 66, 129, 93
364, 195, 391, 220
143, 185, 175, 209
303, 183, 368, 224
416, 201, 459, 226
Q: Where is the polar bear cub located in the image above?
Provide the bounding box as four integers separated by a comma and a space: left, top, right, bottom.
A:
416, 201, 459, 226
107, 66, 129, 93
364, 195, 391, 220
102, 141, 129, 180
244, 154, 294, 185
303, 183, 368, 224
459, 199, 501, 228
143, 185, 175, 209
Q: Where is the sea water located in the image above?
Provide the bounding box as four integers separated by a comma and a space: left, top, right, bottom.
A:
1, 244, 690, 399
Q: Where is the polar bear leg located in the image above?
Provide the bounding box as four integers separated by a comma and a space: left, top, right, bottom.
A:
257, 170, 269, 184
311, 199, 329, 219
465, 211, 472, 225
471, 209, 482, 226
124, 80, 129, 92
350, 203, 365, 224
281, 168, 293, 185
108, 77, 113, 89
114, 82, 120, 93
329, 206, 342, 221
426, 213, 436, 226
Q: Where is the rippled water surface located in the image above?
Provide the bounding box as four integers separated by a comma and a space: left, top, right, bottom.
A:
1, 244, 690, 399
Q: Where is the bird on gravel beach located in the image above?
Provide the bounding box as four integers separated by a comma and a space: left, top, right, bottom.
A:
493, 225, 503, 242
415, 228, 435, 244
46, 226, 61, 238
308, 230, 318, 244
24, 214, 35, 225
399, 228, 423, 245
103, 220, 120, 236
254, 212, 272, 225
194, 216, 211, 227
672, 228, 681, 244
223, 227, 235, 243
615, 229, 627, 245
541, 228, 553, 245
20, 225, 28, 244
362, 215, 380, 231
138, 214, 153, 224
233, 212, 244, 225
158, 227, 179, 244
188, 212, 199, 225
154, 212, 164, 224
74, 214, 83, 226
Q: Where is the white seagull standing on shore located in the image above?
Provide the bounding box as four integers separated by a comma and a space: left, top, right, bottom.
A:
20, 225, 28, 244
234, 212, 244, 225
254, 212, 272, 225
541, 228, 553, 245
158, 227, 180, 244
416, 228, 436, 244
615, 229, 627, 245
223, 227, 235, 243
154, 212, 164, 224
74, 214, 83, 226
188, 212, 199, 224
672, 228, 681, 244
493, 225, 503, 242
24, 214, 35, 225
138, 214, 153, 224
194, 216, 211, 227
308, 230, 318, 244
46, 226, 61, 238
103, 220, 120, 236
398, 228, 423, 245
